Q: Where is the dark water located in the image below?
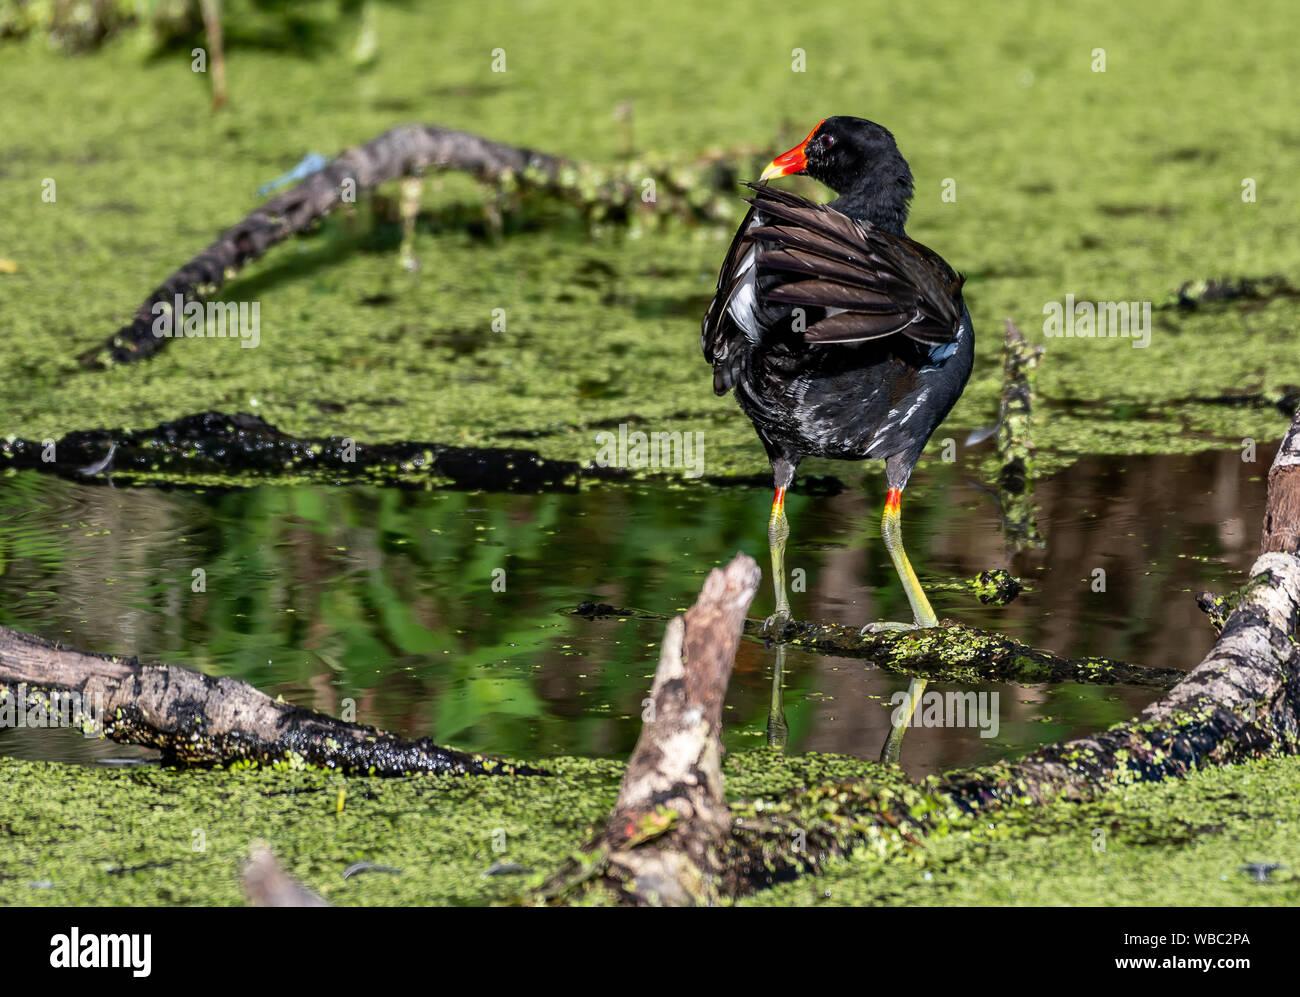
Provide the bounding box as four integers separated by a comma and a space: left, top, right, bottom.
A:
0, 446, 1270, 777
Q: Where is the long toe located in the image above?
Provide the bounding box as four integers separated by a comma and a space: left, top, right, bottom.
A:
764, 610, 792, 635
861, 620, 921, 635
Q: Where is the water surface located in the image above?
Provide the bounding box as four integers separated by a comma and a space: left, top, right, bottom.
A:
0, 445, 1270, 776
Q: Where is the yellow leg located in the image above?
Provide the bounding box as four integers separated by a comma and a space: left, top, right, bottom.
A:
881, 676, 928, 765
767, 643, 789, 748
873, 489, 937, 761
867, 488, 938, 632
764, 487, 791, 632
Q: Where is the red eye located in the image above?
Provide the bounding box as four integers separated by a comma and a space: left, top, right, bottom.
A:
821, 134, 836, 149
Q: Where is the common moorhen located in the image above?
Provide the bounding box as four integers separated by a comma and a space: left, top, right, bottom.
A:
702, 116, 974, 635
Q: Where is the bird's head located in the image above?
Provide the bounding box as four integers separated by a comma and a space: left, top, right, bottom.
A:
759, 116, 910, 197
758, 116, 914, 232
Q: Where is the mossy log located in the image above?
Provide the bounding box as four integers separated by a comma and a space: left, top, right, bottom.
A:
571, 602, 1182, 689
760, 615, 1183, 688
0, 409, 812, 491
0, 624, 534, 777
0, 409, 586, 491
541, 408, 1300, 905
82, 123, 739, 368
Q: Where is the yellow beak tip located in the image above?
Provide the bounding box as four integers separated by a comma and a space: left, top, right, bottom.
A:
758, 162, 783, 182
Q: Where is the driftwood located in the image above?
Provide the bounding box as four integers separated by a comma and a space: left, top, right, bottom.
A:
571, 602, 1182, 690
0, 410, 586, 491
1261, 408, 1300, 555
0, 409, 792, 491
540, 408, 1300, 905
537, 555, 758, 905
82, 123, 738, 368
0, 624, 534, 776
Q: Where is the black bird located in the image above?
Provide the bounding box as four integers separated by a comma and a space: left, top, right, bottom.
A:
702, 116, 974, 634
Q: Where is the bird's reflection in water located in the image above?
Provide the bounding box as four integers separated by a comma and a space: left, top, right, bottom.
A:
764, 641, 924, 765
880, 676, 927, 766
766, 643, 789, 749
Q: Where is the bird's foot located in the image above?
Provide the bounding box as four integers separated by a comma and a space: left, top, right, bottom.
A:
861, 620, 924, 635
763, 609, 792, 635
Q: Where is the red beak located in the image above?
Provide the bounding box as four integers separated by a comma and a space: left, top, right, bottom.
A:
759, 119, 826, 181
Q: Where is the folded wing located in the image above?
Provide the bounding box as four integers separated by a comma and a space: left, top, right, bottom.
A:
702, 182, 965, 395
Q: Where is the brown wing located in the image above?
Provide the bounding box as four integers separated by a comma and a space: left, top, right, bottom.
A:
741, 182, 965, 346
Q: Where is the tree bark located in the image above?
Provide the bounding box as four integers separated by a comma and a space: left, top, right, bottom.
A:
1261, 407, 1300, 555
536, 555, 759, 905
572, 602, 1183, 690
82, 123, 737, 368
0, 624, 534, 777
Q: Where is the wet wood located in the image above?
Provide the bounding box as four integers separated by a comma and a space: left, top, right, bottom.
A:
243, 845, 327, 907
1261, 403, 1300, 555
0, 624, 532, 777
0, 409, 586, 491
571, 602, 1182, 690
83, 123, 736, 368
536, 554, 759, 905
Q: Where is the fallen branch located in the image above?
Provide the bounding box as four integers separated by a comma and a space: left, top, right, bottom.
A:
0, 625, 535, 777
82, 123, 740, 368
1261, 406, 1300, 556
199, 0, 227, 111
537, 554, 758, 905
243, 845, 327, 907
571, 602, 1180, 689
0, 410, 586, 491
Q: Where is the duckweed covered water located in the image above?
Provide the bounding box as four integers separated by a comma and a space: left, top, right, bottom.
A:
1, 747, 1296, 907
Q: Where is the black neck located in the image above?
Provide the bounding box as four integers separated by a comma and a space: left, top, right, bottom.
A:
829, 169, 913, 236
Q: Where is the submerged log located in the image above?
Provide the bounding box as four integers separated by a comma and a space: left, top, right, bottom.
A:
0, 624, 534, 777
1, 410, 823, 491
82, 123, 739, 368
0, 410, 584, 491
571, 602, 1182, 690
